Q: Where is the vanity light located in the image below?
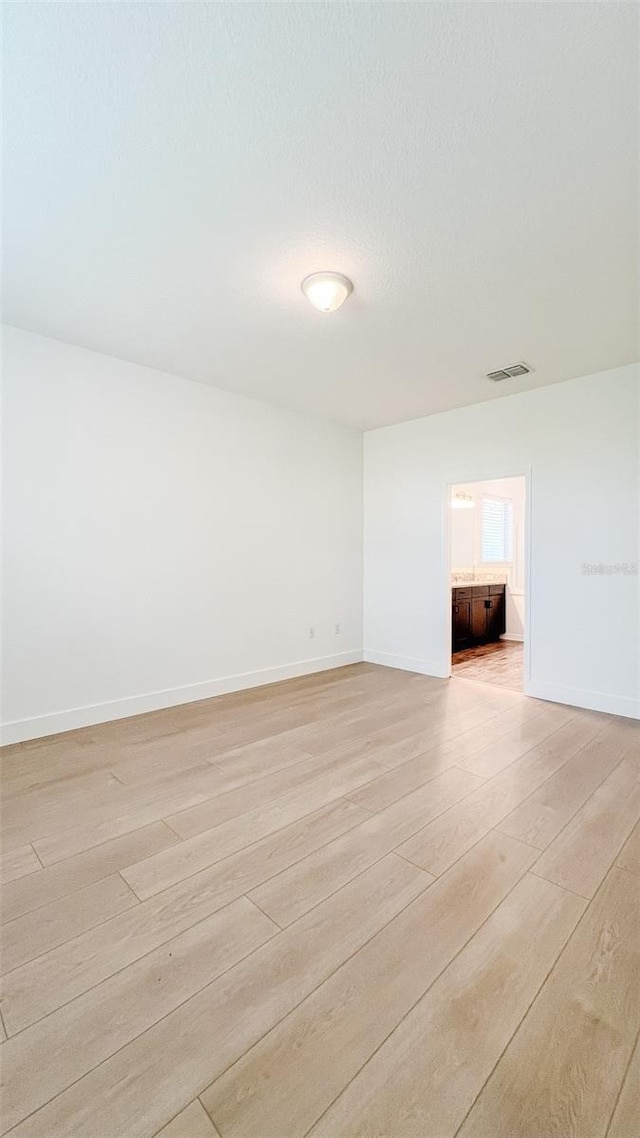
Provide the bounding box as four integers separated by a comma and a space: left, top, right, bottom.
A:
301, 272, 353, 312
451, 492, 475, 510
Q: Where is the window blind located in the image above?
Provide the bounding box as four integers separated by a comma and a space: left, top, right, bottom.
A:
482, 497, 513, 563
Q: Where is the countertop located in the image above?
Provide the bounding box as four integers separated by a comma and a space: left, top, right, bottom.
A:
451, 580, 506, 588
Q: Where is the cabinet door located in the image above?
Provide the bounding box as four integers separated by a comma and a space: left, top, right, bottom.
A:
486, 594, 506, 642
452, 599, 472, 650
471, 597, 488, 642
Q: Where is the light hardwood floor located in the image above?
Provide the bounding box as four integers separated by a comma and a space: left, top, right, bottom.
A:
0, 663, 638, 1138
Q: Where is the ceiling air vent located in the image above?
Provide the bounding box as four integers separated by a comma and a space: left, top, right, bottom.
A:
486, 362, 531, 382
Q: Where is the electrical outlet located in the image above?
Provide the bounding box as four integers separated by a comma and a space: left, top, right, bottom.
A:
308, 626, 315, 639
334, 622, 341, 635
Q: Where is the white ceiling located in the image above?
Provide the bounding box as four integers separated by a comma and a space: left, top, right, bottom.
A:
3, 2, 638, 430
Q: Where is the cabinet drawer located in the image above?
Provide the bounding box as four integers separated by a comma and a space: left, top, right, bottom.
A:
453, 587, 473, 600
472, 585, 490, 597
489, 584, 506, 596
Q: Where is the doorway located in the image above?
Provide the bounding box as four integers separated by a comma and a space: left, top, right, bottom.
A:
449, 475, 526, 691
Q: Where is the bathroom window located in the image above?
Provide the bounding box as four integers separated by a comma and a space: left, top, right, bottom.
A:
481, 496, 513, 563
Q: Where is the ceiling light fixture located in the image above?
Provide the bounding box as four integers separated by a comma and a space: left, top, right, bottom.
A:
301, 272, 353, 313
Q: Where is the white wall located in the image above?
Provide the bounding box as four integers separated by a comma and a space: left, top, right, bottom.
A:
3, 330, 638, 741
1, 327, 363, 742
450, 497, 476, 569
364, 364, 639, 719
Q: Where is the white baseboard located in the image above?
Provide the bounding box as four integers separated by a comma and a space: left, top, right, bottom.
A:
500, 633, 524, 642
364, 649, 449, 679
1, 650, 364, 745
526, 680, 639, 720
364, 649, 639, 720
6, 649, 636, 744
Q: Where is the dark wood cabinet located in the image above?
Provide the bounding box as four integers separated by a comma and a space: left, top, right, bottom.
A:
486, 592, 505, 641
452, 584, 505, 651
471, 596, 488, 641
452, 598, 472, 648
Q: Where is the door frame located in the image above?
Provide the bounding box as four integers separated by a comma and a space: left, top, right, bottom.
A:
443, 468, 532, 692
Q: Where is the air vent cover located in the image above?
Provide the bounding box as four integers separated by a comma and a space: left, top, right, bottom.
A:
486, 362, 531, 382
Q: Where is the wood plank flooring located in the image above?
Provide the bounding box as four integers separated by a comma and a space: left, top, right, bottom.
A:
452, 640, 524, 690
0, 663, 638, 1138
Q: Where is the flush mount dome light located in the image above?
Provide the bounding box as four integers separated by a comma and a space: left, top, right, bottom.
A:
301, 272, 353, 312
